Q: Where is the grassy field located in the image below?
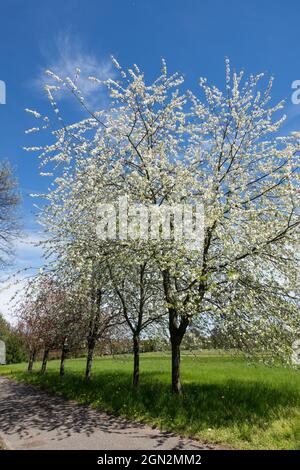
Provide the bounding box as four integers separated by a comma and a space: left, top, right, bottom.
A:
1, 352, 299, 450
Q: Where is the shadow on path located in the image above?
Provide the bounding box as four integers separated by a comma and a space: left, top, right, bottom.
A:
0, 377, 213, 449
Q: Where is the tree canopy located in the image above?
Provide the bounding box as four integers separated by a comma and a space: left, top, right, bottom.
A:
21, 58, 300, 392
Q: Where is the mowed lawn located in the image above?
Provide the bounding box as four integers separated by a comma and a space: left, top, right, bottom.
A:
1, 352, 299, 450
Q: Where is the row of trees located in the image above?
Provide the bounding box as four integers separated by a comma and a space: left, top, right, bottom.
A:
17, 271, 165, 382
18, 58, 299, 393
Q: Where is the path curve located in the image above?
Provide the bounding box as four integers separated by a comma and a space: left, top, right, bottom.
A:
0, 377, 217, 450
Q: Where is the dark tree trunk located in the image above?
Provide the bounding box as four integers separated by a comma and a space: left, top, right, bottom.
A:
163, 269, 190, 394
85, 286, 102, 381
168, 308, 189, 394
27, 349, 36, 372
40, 348, 49, 375
171, 339, 181, 394
60, 345, 68, 377
132, 334, 140, 388
85, 339, 96, 380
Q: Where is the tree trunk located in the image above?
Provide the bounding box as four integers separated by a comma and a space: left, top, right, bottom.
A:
85, 339, 95, 380
162, 269, 197, 394
171, 339, 181, 394
168, 308, 189, 394
85, 285, 102, 381
60, 346, 67, 377
27, 349, 36, 372
40, 348, 49, 375
133, 334, 140, 388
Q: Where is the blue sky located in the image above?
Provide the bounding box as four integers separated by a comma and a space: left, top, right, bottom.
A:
1, 0, 300, 318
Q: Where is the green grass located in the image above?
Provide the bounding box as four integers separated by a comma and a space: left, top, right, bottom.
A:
1, 352, 300, 450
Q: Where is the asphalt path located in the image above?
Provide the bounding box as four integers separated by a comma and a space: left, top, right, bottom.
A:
0, 376, 217, 450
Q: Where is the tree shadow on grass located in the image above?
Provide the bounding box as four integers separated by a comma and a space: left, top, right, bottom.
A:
111, 374, 298, 432
0, 369, 298, 448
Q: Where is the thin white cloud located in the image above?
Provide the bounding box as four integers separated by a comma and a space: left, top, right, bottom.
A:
0, 230, 44, 323
37, 33, 115, 110
0, 276, 26, 324
13, 231, 44, 268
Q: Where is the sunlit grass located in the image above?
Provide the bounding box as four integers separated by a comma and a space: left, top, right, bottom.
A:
1, 352, 299, 449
